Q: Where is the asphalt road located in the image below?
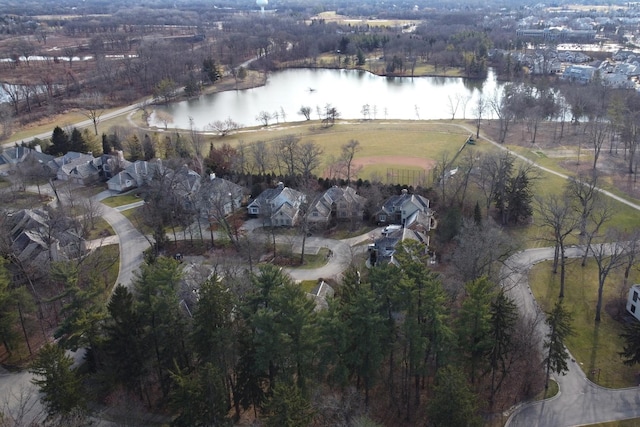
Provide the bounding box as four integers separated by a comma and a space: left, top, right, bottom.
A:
505, 246, 640, 427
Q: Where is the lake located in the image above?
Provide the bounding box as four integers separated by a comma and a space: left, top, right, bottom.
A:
151, 68, 505, 130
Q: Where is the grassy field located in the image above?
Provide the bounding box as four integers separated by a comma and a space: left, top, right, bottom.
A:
530, 260, 640, 388
101, 193, 142, 208
588, 419, 640, 427
86, 217, 116, 240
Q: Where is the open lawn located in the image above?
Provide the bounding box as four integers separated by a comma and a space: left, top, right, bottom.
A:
86, 217, 116, 240
101, 193, 142, 208
530, 260, 640, 388
587, 419, 640, 427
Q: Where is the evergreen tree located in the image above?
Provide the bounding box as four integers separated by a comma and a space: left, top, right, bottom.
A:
30, 343, 86, 422
264, 383, 314, 427
142, 134, 156, 160
250, 270, 318, 391
51, 261, 107, 370
102, 285, 147, 396
170, 363, 232, 427
620, 321, 640, 366
69, 127, 89, 153
0, 257, 23, 355
456, 277, 495, 384
134, 257, 190, 399
48, 126, 69, 156
127, 135, 144, 161
487, 290, 518, 408
101, 133, 111, 155
426, 365, 481, 427
203, 57, 221, 84
474, 201, 482, 226
543, 300, 575, 389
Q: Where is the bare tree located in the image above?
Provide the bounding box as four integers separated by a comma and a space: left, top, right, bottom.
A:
256, 111, 271, 126
490, 85, 517, 144
298, 141, 323, 180
447, 94, 460, 120
188, 116, 205, 176
566, 172, 600, 239
591, 232, 627, 322
275, 135, 301, 177
474, 151, 513, 216
341, 139, 361, 186
298, 106, 311, 121
587, 116, 610, 171
155, 110, 173, 130
250, 140, 272, 176
208, 118, 241, 136
535, 194, 580, 299
451, 217, 519, 283
579, 196, 614, 267
80, 92, 105, 136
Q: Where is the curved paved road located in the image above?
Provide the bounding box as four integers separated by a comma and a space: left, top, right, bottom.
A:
505, 247, 640, 427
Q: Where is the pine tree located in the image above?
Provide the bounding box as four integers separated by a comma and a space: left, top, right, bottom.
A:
543, 300, 575, 389
457, 277, 495, 384
427, 365, 481, 427
264, 383, 314, 427
102, 285, 147, 396
69, 127, 89, 153
620, 321, 640, 366
30, 343, 86, 422
170, 363, 232, 427
487, 290, 518, 408
48, 126, 69, 156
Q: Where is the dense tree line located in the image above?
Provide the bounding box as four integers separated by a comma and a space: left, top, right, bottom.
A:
28, 239, 545, 425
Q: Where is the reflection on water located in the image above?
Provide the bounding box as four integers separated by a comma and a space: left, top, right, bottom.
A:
151, 68, 505, 129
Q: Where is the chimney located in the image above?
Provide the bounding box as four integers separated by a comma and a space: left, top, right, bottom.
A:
277, 182, 284, 190
401, 188, 408, 195
209, 173, 216, 181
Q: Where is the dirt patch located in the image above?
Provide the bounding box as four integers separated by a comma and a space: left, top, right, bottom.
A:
353, 156, 436, 170
324, 155, 436, 180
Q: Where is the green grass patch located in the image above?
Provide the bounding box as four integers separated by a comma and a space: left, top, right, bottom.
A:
87, 244, 121, 295
299, 280, 318, 293
326, 225, 377, 240
530, 260, 640, 388
121, 206, 153, 235
299, 248, 330, 269
101, 193, 142, 208
85, 217, 116, 240
1, 191, 49, 210
532, 379, 558, 401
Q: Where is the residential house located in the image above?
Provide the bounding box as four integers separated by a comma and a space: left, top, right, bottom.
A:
247, 182, 305, 227
307, 186, 366, 228
200, 173, 244, 217
560, 64, 597, 83
369, 227, 430, 267
106, 159, 165, 193
627, 284, 640, 321
8, 208, 84, 264
0, 145, 53, 175
48, 152, 102, 185
306, 280, 335, 312
374, 189, 433, 227
369, 190, 436, 266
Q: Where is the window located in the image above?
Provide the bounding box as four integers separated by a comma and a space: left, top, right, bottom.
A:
634, 291, 638, 302
632, 304, 637, 314
379, 214, 386, 222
